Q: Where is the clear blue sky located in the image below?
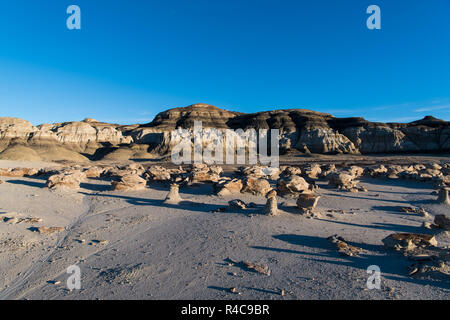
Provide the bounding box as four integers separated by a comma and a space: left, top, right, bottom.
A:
0, 0, 449, 125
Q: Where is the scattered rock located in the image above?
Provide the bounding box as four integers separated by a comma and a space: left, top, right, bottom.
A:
382, 233, 438, 252
434, 215, 450, 231
30, 226, 65, 235
327, 235, 362, 257
437, 187, 450, 205
241, 177, 271, 196
228, 199, 247, 210
277, 175, 309, 197
111, 174, 147, 191
296, 193, 320, 214
215, 179, 243, 197
262, 190, 278, 216
164, 184, 183, 204
46, 171, 86, 190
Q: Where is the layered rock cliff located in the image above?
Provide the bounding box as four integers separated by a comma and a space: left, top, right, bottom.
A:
0, 104, 448, 162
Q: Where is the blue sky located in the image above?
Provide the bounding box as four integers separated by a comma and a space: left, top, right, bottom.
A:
0, 0, 449, 125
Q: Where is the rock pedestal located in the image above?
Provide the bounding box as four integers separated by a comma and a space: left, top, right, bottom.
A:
437, 187, 450, 205
164, 184, 183, 204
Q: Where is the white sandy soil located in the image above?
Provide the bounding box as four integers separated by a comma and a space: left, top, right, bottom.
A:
0, 161, 449, 300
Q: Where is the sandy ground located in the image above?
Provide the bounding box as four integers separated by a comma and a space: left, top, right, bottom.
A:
0, 160, 449, 300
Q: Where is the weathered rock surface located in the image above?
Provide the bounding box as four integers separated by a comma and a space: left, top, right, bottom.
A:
241, 177, 271, 196
46, 171, 86, 190
1, 105, 449, 162
382, 233, 438, 251
111, 174, 147, 191
277, 175, 310, 197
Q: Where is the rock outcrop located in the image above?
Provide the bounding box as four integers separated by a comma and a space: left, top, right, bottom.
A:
1, 104, 449, 162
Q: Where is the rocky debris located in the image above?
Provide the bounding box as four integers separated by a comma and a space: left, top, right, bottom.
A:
365, 165, 388, 177
228, 199, 248, 210
320, 164, 337, 178
262, 190, 278, 216
434, 215, 450, 231
2, 214, 42, 224
327, 171, 360, 191
111, 174, 147, 191
215, 179, 243, 197
382, 233, 438, 252
163, 183, 183, 204
296, 192, 320, 214
327, 235, 362, 257
226, 258, 271, 276
30, 226, 65, 235
401, 207, 430, 217
91, 239, 109, 245
0, 167, 39, 177
277, 175, 309, 198
280, 166, 302, 178
241, 177, 271, 196
301, 164, 322, 179
237, 165, 280, 180
46, 170, 86, 190
83, 166, 104, 178
146, 165, 172, 182
188, 164, 221, 184
407, 258, 450, 279
345, 166, 364, 178
437, 187, 450, 204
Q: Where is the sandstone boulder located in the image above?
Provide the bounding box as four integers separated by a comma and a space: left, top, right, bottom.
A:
46, 171, 86, 190
277, 175, 309, 197
111, 174, 147, 191
296, 193, 320, 214
434, 215, 450, 231
215, 179, 243, 197
382, 233, 437, 251
241, 177, 271, 196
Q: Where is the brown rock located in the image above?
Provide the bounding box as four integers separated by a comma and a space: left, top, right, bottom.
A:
111, 174, 147, 191
277, 175, 309, 197
296, 193, 320, 213
434, 215, 450, 231
241, 177, 271, 196
164, 184, 183, 204
382, 233, 437, 251
46, 171, 86, 190
216, 179, 243, 196
437, 187, 450, 204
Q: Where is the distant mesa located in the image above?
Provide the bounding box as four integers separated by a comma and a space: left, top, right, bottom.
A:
0, 104, 449, 162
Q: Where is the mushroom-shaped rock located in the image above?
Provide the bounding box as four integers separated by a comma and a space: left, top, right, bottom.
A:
164, 183, 183, 204
262, 190, 278, 216
434, 214, 450, 231
296, 193, 320, 214
437, 187, 450, 205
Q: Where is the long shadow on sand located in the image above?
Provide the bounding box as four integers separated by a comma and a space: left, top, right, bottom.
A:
315, 218, 430, 234
6, 179, 46, 188
79, 192, 239, 214
253, 233, 450, 290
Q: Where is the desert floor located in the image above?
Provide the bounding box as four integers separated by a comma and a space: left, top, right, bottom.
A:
0, 159, 449, 300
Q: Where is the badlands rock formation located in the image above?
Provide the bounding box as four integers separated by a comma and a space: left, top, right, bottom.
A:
1, 104, 449, 162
